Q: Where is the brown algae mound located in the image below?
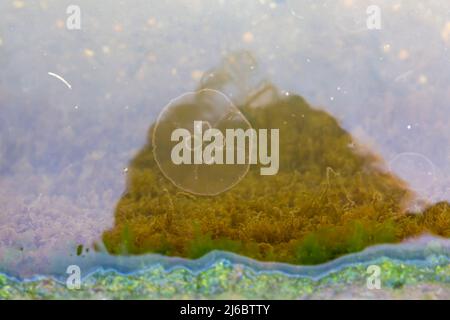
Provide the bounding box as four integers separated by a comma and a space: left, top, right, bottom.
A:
102, 56, 449, 265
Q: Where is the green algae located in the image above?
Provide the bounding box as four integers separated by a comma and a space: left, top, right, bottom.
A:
1, 258, 449, 299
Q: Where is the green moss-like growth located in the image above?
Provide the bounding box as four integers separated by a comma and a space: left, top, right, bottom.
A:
102, 55, 449, 265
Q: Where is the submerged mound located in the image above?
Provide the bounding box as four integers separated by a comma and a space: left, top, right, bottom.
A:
102, 53, 449, 264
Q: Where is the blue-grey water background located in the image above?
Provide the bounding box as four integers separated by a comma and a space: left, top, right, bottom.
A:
0, 0, 449, 277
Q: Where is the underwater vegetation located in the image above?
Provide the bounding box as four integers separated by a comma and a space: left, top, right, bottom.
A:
2, 260, 450, 300
3, 241, 450, 299
102, 53, 450, 265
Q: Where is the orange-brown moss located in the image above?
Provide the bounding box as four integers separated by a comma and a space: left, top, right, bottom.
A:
101, 52, 449, 264
102, 90, 449, 264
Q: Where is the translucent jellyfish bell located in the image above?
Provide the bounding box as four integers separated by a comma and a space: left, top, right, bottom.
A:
388, 152, 437, 194
152, 89, 252, 196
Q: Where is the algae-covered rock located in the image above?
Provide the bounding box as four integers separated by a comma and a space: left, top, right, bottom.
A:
102, 53, 449, 264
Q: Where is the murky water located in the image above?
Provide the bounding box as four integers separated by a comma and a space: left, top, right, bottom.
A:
0, 0, 449, 278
